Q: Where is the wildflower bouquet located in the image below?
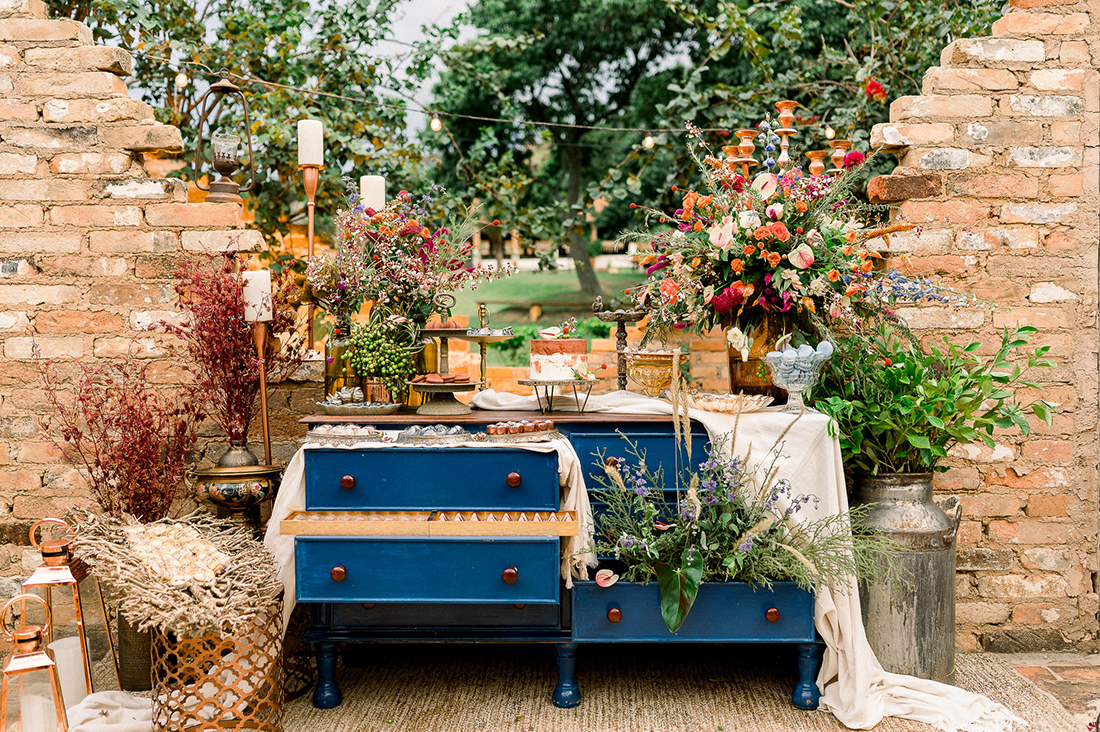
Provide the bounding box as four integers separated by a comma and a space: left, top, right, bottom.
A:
625, 126, 968, 349
319, 183, 513, 326
590, 437, 893, 633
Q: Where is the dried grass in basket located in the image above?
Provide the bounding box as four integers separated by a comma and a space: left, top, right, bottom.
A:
67, 507, 281, 636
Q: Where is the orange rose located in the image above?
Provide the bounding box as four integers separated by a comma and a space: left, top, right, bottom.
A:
827, 269, 840, 282
743, 245, 756, 256
769, 222, 790, 242
660, 280, 679, 303
802, 297, 816, 313
795, 201, 808, 213
753, 226, 771, 241
845, 230, 858, 243
861, 259, 874, 273
692, 221, 704, 232
841, 245, 853, 256
731, 258, 744, 273
766, 252, 782, 267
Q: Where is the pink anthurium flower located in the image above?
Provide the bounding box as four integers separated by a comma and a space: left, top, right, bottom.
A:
707, 216, 737, 250
751, 173, 779, 200
595, 568, 619, 588
787, 243, 815, 269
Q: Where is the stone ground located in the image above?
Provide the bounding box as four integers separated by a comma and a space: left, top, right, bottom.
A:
1002, 652, 1100, 728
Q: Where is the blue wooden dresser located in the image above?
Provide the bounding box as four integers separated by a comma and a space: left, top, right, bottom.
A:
290, 412, 822, 711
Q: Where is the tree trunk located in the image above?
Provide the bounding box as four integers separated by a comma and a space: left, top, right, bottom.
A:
563, 143, 601, 296
487, 226, 504, 270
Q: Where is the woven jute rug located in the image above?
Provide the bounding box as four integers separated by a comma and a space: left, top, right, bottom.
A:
284, 645, 1077, 731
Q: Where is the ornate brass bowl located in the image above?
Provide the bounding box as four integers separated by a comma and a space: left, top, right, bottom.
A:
620, 350, 678, 397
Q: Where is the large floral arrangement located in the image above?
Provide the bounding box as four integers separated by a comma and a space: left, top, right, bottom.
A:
626, 123, 966, 349
307, 183, 512, 326
590, 436, 892, 633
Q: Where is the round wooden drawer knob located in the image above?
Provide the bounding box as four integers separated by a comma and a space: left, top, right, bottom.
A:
330, 566, 347, 582
506, 472, 522, 488
765, 607, 781, 623
361, 603, 375, 610
340, 475, 356, 490
502, 567, 519, 584
607, 607, 622, 623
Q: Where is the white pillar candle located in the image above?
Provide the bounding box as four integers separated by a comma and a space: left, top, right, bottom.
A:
360, 175, 386, 211
242, 269, 273, 322
48, 636, 88, 710
18, 680, 59, 732
297, 119, 324, 167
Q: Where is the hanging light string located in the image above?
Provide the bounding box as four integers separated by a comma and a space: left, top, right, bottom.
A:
129, 48, 823, 142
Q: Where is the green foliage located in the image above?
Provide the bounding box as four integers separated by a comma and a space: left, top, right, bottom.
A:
347, 309, 422, 401
48, 0, 427, 274
590, 437, 896, 633
813, 324, 1057, 474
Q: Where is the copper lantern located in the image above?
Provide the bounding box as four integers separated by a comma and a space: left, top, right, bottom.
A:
193, 73, 256, 204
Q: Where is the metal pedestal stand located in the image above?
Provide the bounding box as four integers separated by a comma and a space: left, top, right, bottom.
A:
517, 379, 598, 413
592, 298, 645, 391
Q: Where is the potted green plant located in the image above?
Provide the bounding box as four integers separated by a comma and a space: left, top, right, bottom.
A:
346, 307, 423, 405
811, 322, 1056, 681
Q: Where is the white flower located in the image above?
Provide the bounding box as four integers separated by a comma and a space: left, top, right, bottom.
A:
707, 215, 737, 250
738, 210, 762, 230
726, 327, 753, 362
765, 203, 784, 220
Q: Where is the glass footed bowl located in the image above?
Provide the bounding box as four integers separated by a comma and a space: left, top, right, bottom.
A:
761, 352, 831, 414
620, 350, 678, 397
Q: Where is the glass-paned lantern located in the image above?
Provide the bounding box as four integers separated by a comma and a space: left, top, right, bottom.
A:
193, 74, 256, 204
21, 519, 118, 708
1, 594, 69, 732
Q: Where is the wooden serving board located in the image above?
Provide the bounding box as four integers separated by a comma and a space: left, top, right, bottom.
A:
281, 510, 578, 537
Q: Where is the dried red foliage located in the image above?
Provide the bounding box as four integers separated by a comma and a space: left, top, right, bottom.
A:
39, 354, 201, 522
159, 253, 303, 445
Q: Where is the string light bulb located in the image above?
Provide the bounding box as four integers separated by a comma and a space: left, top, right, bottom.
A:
642, 134, 656, 149
824, 126, 836, 140
174, 71, 189, 89
429, 114, 443, 132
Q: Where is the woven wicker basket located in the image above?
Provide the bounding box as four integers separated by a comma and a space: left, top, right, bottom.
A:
151, 588, 284, 731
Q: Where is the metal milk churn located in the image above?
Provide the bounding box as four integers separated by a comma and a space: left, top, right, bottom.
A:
852, 472, 961, 684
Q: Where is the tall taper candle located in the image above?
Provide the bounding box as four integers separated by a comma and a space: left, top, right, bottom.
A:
242, 269, 273, 322
360, 175, 386, 211
297, 119, 324, 167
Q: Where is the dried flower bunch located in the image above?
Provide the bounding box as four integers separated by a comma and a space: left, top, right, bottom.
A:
160, 253, 304, 447
315, 182, 513, 325
589, 434, 895, 633
624, 121, 972, 347
39, 354, 202, 523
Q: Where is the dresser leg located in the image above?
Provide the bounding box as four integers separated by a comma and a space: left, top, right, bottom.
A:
552, 642, 581, 708
312, 642, 342, 709
792, 642, 822, 710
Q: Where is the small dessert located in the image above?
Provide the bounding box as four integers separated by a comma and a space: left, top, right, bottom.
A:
426, 373, 444, 384
453, 374, 470, 383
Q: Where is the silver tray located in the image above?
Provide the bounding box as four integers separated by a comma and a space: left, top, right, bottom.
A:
396, 430, 471, 445
479, 429, 562, 444
316, 402, 402, 416
303, 433, 385, 446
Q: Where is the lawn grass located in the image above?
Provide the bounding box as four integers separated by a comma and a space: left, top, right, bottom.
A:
452, 270, 646, 327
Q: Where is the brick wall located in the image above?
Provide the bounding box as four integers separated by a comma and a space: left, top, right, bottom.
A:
0, 0, 284, 596
1, 0, 1098, 653
868, 0, 1099, 650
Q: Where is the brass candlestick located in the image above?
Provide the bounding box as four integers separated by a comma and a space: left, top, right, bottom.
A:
252, 321, 272, 466
300, 163, 323, 349
805, 151, 829, 177
827, 139, 852, 175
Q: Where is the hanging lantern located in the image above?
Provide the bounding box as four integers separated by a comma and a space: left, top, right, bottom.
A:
1, 594, 69, 732
21, 519, 119, 706
192, 72, 256, 204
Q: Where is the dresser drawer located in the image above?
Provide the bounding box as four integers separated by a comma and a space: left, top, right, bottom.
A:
572, 581, 814, 642
296, 537, 561, 604
304, 448, 559, 511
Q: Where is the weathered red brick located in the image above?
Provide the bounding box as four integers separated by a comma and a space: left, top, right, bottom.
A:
0, 18, 89, 42
22, 46, 131, 75
99, 124, 183, 153
35, 310, 124, 333
4, 335, 82, 359
0, 203, 42, 228
899, 199, 992, 224
1047, 173, 1083, 197
923, 67, 1018, 93
1026, 494, 1072, 517
1022, 439, 1073, 463
992, 307, 1068, 329
991, 11, 1088, 36
144, 203, 241, 228
87, 283, 171, 307
949, 172, 1038, 199
15, 72, 127, 98
868, 173, 941, 203
50, 205, 141, 227
50, 152, 131, 175
961, 494, 1023, 517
